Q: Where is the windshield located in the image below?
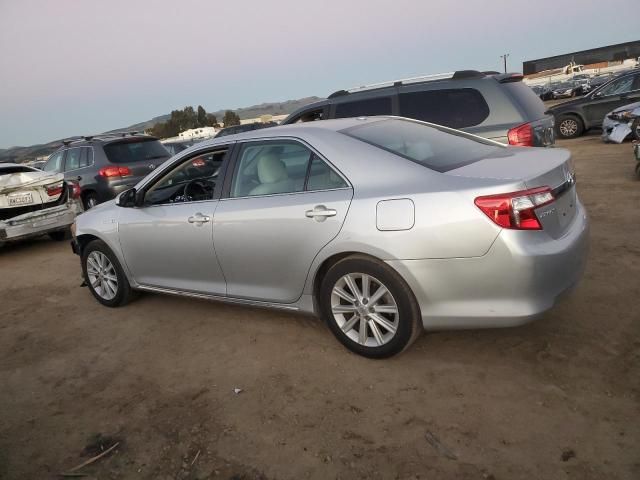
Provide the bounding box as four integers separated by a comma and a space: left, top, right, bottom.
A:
341, 118, 505, 173
103, 138, 170, 164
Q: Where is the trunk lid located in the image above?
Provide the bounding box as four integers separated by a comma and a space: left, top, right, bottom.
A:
448, 147, 577, 238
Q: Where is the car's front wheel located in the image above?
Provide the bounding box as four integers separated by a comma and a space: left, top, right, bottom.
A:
556, 115, 584, 139
82, 239, 133, 307
319, 256, 422, 358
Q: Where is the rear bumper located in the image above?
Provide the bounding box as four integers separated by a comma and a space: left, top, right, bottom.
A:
0, 202, 80, 242
388, 202, 589, 330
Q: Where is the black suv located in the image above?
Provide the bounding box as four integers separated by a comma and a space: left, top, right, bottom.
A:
43, 132, 171, 209
548, 69, 640, 139
282, 70, 554, 147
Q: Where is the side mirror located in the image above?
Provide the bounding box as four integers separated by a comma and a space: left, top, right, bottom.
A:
116, 188, 137, 208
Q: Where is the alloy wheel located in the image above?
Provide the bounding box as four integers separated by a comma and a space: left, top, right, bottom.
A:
86, 251, 119, 300
330, 273, 399, 347
559, 119, 578, 137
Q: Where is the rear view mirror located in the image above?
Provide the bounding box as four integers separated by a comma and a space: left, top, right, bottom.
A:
116, 188, 137, 208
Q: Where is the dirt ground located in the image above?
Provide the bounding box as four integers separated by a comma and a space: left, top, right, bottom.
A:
1, 135, 638, 480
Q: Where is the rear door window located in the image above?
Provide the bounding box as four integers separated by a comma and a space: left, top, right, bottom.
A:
398, 88, 489, 128
334, 96, 393, 119
103, 139, 169, 163
342, 118, 504, 173
64, 148, 82, 171
78, 147, 93, 168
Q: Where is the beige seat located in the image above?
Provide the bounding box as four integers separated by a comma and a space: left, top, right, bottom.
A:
249, 153, 295, 195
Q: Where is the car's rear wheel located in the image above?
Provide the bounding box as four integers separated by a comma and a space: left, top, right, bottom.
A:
319, 256, 422, 358
83, 192, 98, 210
556, 115, 584, 139
82, 239, 133, 307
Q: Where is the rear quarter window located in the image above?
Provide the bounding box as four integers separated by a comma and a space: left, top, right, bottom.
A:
341, 118, 505, 173
334, 96, 393, 119
398, 88, 489, 128
501, 82, 546, 119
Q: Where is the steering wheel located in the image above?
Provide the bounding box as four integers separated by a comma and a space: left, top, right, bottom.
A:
183, 179, 209, 201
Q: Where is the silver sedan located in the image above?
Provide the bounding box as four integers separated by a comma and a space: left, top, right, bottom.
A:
71, 117, 589, 358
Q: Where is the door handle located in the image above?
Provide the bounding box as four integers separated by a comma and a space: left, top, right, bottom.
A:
187, 213, 211, 225
305, 205, 337, 222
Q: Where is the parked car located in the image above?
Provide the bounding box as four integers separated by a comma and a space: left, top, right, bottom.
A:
548, 69, 640, 139
550, 81, 581, 99
161, 140, 193, 156
71, 117, 588, 358
602, 101, 640, 143
282, 70, 555, 147
42, 132, 171, 209
215, 121, 278, 139
0, 163, 82, 246
531, 84, 554, 101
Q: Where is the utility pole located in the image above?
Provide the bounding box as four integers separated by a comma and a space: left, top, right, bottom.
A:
500, 53, 510, 73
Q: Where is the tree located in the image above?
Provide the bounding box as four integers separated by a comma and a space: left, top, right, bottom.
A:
206, 113, 219, 127
197, 105, 207, 127
222, 110, 241, 127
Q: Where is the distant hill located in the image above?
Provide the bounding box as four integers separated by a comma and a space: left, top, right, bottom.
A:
0, 96, 323, 163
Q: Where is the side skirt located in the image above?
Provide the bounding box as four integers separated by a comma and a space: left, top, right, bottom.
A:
135, 284, 300, 311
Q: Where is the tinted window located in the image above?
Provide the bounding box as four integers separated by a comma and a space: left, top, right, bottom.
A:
231, 142, 312, 197
306, 155, 348, 191
103, 139, 169, 164
334, 97, 392, 119
79, 147, 93, 168
502, 82, 546, 119
342, 118, 504, 173
600, 76, 635, 96
43, 151, 64, 172
145, 150, 226, 205
399, 88, 489, 128
64, 148, 82, 171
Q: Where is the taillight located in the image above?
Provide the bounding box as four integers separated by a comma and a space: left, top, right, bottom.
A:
67, 181, 82, 199
99, 166, 131, 178
45, 181, 64, 197
474, 187, 554, 230
507, 122, 534, 147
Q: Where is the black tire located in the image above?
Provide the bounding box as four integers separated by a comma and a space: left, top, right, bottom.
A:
48, 228, 71, 241
81, 239, 134, 307
83, 192, 98, 210
556, 114, 584, 139
631, 119, 640, 142
319, 255, 422, 359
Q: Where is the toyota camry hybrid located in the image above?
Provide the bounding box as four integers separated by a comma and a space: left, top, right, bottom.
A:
71, 117, 589, 358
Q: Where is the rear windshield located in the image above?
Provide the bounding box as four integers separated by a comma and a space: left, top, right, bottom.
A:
103, 138, 169, 164
341, 118, 504, 173
502, 82, 546, 119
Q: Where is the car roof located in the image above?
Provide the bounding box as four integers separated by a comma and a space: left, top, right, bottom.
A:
59, 133, 158, 148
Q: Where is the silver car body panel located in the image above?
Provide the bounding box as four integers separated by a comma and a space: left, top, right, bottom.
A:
74, 117, 589, 330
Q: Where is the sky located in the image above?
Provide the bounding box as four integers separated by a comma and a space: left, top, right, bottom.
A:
0, 0, 637, 148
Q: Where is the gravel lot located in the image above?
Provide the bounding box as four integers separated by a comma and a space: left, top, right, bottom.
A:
1, 135, 638, 480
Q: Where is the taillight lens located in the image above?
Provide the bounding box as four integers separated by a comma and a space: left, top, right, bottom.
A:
507, 122, 534, 147
67, 181, 82, 199
45, 181, 64, 197
99, 166, 131, 178
474, 187, 554, 230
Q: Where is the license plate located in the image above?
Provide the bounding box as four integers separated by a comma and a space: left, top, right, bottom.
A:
9, 193, 33, 206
